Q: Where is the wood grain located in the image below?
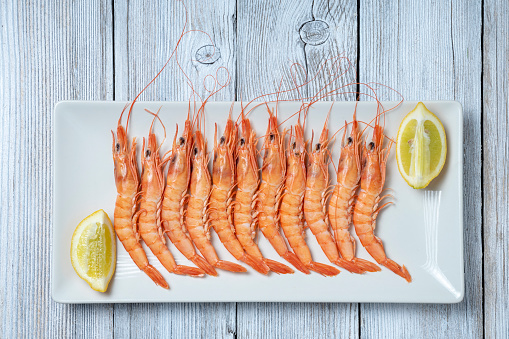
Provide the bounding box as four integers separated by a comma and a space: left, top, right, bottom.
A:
0, 0, 114, 337
238, 302, 358, 339
359, 0, 483, 338
113, 0, 235, 102
113, 1, 237, 338
236, 0, 311, 101
483, 0, 509, 337
236, 1, 359, 338
113, 303, 236, 338
304, 0, 358, 102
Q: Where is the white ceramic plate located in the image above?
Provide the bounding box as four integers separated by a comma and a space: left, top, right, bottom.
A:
53, 101, 463, 303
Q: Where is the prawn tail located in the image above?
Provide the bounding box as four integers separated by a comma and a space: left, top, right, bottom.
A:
191, 254, 218, 276
333, 258, 366, 274
282, 252, 311, 274
263, 258, 294, 274
382, 259, 412, 283
143, 265, 169, 289
241, 253, 270, 275
173, 265, 206, 277
215, 260, 248, 273
308, 262, 341, 277
352, 258, 381, 272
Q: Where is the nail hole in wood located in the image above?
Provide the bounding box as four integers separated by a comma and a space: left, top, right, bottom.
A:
299, 20, 330, 46
195, 45, 221, 64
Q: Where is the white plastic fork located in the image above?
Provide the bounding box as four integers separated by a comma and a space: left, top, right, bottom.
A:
422, 190, 461, 298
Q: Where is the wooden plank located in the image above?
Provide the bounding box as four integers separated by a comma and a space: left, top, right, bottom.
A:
236, 0, 310, 101
238, 302, 358, 339
236, 1, 359, 338
359, 1, 482, 338
113, 303, 236, 338
113, 0, 235, 102
113, 1, 236, 337
483, 0, 509, 337
0, 0, 114, 337
304, 0, 358, 101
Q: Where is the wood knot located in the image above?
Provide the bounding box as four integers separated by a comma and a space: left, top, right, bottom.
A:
195, 45, 221, 64
299, 20, 330, 46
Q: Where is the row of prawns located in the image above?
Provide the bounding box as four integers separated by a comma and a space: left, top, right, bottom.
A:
111, 97, 411, 289
256, 102, 410, 282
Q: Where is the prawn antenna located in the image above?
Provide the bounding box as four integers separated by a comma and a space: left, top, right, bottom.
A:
123, 0, 189, 134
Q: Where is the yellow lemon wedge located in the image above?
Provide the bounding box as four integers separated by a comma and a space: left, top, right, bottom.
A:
396, 102, 447, 189
70, 209, 116, 292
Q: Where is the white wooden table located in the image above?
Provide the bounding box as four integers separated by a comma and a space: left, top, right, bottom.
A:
0, 1, 506, 337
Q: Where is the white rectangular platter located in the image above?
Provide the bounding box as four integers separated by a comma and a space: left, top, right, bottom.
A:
53, 101, 463, 303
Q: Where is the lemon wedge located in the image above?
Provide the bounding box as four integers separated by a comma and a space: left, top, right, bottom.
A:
396, 102, 447, 189
70, 209, 116, 292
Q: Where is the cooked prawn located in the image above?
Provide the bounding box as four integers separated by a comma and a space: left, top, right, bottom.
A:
137, 121, 204, 277
161, 113, 217, 276
328, 114, 381, 273
209, 115, 270, 274
256, 110, 309, 274
185, 126, 247, 273
233, 112, 294, 274
279, 119, 340, 276
112, 111, 169, 289
304, 113, 369, 274
353, 116, 411, 282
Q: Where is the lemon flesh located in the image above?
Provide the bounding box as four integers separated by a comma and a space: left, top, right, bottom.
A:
70, 209, 116, 292
396, 102, 447, 189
